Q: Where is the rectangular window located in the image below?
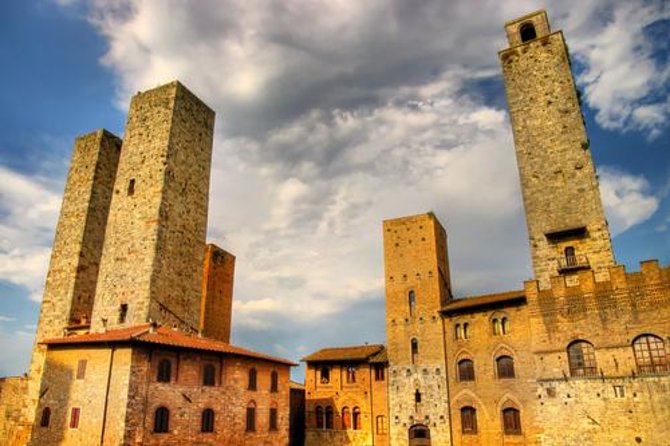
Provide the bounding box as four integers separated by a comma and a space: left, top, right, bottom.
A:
269, 408, 278, 431
246, 407, 256, 432
374, 364, 385, 381
613, 385, 625, 398
346, 366, 356, 383
69, 407, 80, 429
76, 359, 87, 380
118, 304, 128, 324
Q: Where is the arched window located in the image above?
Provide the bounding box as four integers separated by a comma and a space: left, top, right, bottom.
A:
325, 406, 334, 429
414, 389, 422, 403
502, 408, 521, 435
40, 407, 51, 428
246, 402, 256, 432
248, 368, 257, 390
320, 367, 330, 384
519, 22, 536, 42
633, 334, 668, 374
411, 338, 419, 364
157, 359, 171, 383
154, 407, 169, 433
409, 424, 430, 439
316, 406, 324, 429
458, 359, 475, 381
203, 364, 216, 386
342, 407, 351, 429
201, 408, 215, 433
565, 246, 576, 267
270, 370, 278, 392
269, 404, 278, 430
455, 324, 462, 340
376, 415, 386, 434
348, 366, 357, 383
353, 407, 361, 430
567, 340, 597, 376
492, 318, 501, 335
463, 322, 470, 339
496, 356, 515, 379
461, 406, 477, 434
501, 317, 510, 334
408, 290, 416, 317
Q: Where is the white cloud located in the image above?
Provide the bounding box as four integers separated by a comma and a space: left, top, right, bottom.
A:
16, 0, 666, 362
560, 0, 670, 136
599, 167, 659, 235
0, 166, 61, 301
0, 315, 16, 322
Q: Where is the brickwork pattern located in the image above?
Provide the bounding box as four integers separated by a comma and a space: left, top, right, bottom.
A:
500, 11, 614, 289
92, 82, 215, 333
200, 244, 235, 342
384, 214, 452, 445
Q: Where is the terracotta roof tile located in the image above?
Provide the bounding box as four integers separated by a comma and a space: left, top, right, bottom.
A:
301, 344, 384, 362
368, 348, 388, 364
42, 324, 297, 366
441, 289, 526, 314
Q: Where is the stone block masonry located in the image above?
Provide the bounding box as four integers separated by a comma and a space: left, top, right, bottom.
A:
200, 244, 235, 343
92, 81, 215, 333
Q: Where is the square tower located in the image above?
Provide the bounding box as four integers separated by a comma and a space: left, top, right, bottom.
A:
499, 10, 614, 288
91, 81, 215, 332
199, 244, 235, 343
383, 213, 452, 445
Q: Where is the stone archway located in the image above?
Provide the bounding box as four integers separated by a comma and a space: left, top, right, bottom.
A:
408, 424, 431, 446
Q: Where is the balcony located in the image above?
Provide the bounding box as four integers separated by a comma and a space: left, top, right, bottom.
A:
557, 255, 590, 272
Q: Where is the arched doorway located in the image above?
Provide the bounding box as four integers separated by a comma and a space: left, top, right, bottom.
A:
408, 424, 431, 446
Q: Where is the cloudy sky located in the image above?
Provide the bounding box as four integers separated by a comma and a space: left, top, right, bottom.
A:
1, 0, 668, 379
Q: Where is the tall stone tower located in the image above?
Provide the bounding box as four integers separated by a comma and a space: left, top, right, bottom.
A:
384, 213, 452, 445
23, 130, 121, 440
199, 244, 235, 343
91, 81, 215, 332
499, 10, 614, 288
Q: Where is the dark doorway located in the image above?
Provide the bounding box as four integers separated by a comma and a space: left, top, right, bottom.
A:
408, 424, 431, 446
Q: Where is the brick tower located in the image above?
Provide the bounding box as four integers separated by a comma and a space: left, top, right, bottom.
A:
499, 10, 614, 289
23, 130, 121, 440
383, 213, 452, 445
91, 81, 215, 332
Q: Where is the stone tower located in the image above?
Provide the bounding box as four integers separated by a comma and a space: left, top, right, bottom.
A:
383, 213, 452, 445
91, 81, 215, 332
199, 244, 235, 343
23, 130, 121, 439
499, 10, 614, 289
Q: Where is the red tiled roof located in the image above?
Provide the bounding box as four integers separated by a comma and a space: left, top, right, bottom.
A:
42, 324, 297, 366
301, 344, 385, 362
441, 289, 526, 314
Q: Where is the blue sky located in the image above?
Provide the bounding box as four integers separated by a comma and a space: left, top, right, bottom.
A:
0, 0, 668, 378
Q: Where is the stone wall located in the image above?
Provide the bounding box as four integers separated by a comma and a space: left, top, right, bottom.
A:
200, 244, 235, 342
92, 81, 215, 333
304, 361, 386, 446
383, 213, 452, 445
500, 11, 614, 289
0, 376, 29, 446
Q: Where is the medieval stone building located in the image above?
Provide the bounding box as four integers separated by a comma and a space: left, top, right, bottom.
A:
303, 10, 670, 446
0, 81, 296, 445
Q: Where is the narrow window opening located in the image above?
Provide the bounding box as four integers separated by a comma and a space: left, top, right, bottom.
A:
346, 366, 357, 383
201, 409, 215, 433
376, 415, 387, 434
461, 406, 477, 434
246, 402, 256, 432
269, 407, 278, 430
270, 370, 278, 392
248, 368, 257, 390
408, 290, 416, 317
157, 359, 171, 383
320, 367, 330, 384
493, 318, 501, 335
325, 406, 334, 429
463, 322, 470, 340
352, 407, 361, 430
69, 407, 80, 429
316, 406, 324, 429
519, 22, 537, 42
342, 407, 351, 429
118, 304, 128, 324
40, 407, 51, 428
564, 246, 576, 267
411, 338, 419, 364
501, 317, 510, 334
374, 364, 385, 381
76, 359, 87, 380
203, 364, 216, 386
127, 178, 135, 196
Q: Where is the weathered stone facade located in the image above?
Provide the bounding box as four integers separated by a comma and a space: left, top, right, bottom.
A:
303, 345, 388, 446
384, 214, 452, 445
0, 81, 295, 446
500, 10, 614, 289
92, 81, 215, 333
200, 244, 235, 343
